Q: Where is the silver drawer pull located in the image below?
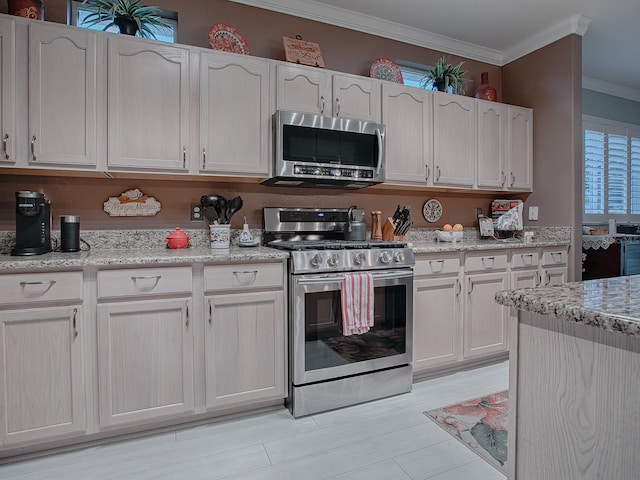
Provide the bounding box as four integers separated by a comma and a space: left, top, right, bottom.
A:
3, 133, 9, 160
130, 275, 161, 291
31, 135, 37, 161
429, 259, 445, 271
19, 280, 57, 297
481, 256, 495, 267
233, 270, 258, 286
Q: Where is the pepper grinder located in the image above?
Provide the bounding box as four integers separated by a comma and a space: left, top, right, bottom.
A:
371, 211, 383, 240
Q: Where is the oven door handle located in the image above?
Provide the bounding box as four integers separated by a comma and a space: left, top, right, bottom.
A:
296, 270, 411, 285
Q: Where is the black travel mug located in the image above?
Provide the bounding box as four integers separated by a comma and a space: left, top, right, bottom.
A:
60, 215, 80, 252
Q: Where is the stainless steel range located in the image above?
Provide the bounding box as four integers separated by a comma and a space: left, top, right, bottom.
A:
264, 207, 414, 417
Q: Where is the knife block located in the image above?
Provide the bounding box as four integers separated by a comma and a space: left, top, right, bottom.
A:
381, 218, 394, 241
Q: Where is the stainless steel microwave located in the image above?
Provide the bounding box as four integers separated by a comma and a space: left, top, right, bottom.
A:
262, 110, 386, 189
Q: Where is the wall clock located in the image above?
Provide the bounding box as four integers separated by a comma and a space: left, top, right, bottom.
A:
422, 199, 443, 223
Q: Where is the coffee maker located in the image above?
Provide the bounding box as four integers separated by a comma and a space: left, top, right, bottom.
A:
11, 191, 52, 256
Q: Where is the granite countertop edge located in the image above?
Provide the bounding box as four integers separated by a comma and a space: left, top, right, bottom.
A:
0, 238, 571, 270
496, 278, 640, 338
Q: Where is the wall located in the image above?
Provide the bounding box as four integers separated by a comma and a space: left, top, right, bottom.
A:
503, 35, 583, 280
582, 89, 640, 125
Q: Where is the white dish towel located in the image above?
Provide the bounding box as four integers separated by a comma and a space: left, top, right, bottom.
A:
340, 272, 374, 336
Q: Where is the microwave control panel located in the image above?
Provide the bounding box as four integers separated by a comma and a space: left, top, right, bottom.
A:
293, 165, 374, 179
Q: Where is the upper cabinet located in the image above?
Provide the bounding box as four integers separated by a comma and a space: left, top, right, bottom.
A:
0, 17, 15, 165
476, 101, 507, 189
432, 92, 476, 188
199, 51, 270, 176
28, 22, 98, 168
107, 36, 190, 171
276, 63, 380, 121
507, 105, 533, 191
382, 82, 432, 184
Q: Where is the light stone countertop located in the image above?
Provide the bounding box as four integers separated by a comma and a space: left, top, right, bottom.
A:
0, 227, 571, 270
496, 276, 640, 337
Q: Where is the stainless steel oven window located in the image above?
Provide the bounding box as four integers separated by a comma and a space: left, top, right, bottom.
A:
292, 270, 413, 385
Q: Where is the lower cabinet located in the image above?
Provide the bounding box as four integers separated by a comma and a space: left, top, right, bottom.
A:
463, 271, 509, 358
205, 291, 285, 408
97, 299, 194, 427
413, 255, 462, 372
0, 306, 86, 445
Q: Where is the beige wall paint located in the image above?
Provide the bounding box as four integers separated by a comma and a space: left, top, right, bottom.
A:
503, 35, 582, 280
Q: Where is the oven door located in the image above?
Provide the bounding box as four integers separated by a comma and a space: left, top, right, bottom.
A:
291, 269, 413, 385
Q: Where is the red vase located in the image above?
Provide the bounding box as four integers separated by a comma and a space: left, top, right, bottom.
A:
474, 72, 497, 102
8, 0, 44, 20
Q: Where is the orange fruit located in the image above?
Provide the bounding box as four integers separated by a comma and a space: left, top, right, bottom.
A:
453, 224, 464, 232
442, 224, 453, 232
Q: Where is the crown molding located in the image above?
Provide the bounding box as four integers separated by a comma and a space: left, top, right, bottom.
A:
230, 1, 592, 67
583, 76, 640, 103
229, 0, 503, 64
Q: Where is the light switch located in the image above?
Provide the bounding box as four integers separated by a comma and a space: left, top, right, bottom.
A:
528, 206, 539, 221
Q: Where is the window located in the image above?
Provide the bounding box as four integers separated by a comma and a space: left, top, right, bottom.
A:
583, 115, 640, 221
397, 61, 432, 90
70, 1, 178, 43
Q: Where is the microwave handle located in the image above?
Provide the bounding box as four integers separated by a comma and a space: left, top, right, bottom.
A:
375, 129, 383, 176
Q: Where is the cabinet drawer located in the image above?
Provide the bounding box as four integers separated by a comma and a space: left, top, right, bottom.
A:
464, 253, 508, 272
511, 250, 540, 269
541, 249, 568, 266
204, 263, 283, 292
97, 267, 192, 299
414, 256, 460, 276
0, 271, 83, 306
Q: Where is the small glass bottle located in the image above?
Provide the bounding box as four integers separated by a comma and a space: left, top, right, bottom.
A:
474, 72, 497, 102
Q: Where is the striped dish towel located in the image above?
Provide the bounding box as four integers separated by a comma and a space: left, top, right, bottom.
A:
340, 272, 374, 335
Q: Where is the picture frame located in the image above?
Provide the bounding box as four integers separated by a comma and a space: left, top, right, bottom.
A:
283, 36, 325, 67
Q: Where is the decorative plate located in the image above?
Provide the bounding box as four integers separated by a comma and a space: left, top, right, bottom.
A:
422, 199, 443, 223
370, 58, 403, 83
208, 24, 250, 55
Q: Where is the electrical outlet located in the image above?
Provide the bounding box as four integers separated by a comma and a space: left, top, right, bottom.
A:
190, 203, 202, 222
475, 207, 483, 218
528, 206, 539, 221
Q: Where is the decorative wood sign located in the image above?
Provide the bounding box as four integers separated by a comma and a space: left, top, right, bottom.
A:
283, 36, 325, 67
103, 188, 161, 217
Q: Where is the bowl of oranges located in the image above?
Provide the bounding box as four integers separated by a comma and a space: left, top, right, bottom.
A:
436, 223, 464, 242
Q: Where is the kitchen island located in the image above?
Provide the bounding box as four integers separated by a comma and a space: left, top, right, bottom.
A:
496, 276, 640, 480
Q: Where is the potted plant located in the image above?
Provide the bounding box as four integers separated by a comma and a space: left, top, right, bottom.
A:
420, 56, 469, 94
81, 0, 170, 39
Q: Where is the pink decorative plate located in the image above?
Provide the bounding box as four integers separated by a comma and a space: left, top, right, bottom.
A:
208, 24, 250, 55
370, 58, 403, 83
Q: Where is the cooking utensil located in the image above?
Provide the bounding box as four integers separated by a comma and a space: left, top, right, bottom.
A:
201, 194, 228, 224
225, 196, 243, 224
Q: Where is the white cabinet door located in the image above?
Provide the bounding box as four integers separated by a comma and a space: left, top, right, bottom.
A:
276, 64, 380, 120
97, 298, 194, 427
28, 22, 97, 167
433, 92, 476, 187
0, 17, 15, 165
205, 291, 285, 409
332, 73, 380, 121
413, 275, 462, 371
477, 100, 506, 189
382, 82, 432, 184
199, 52, 270, 176
0, 306, 85, 445
541, 267, 566, 286
107, 37, 189, 171
276, 63, 329, 115
506, 106, 533, 191
463, 271, 508, 358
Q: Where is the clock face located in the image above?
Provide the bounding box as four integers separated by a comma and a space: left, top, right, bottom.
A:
422, 199, 443, 223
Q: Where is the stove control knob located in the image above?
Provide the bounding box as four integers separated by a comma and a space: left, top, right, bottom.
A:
327, 253, 341, 267
353, 252, 366, 266
394, 251, 406, 263
310, 253, 323, 268
379, 250, 392, 264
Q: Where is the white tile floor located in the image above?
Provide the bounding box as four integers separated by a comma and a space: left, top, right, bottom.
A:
0, 361, 508, 480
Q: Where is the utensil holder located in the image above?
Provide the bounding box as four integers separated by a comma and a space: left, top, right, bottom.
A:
210, 224, 231, 249
382, 218, 395, 241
